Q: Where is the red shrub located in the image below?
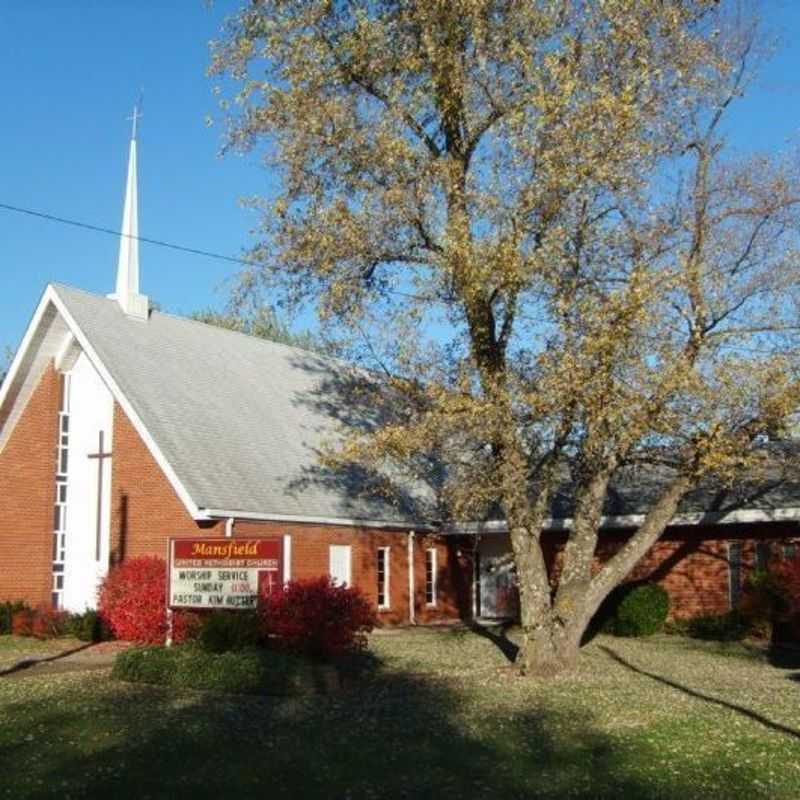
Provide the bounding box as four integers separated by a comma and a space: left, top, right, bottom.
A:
11, 608, 34, 637
31, 607, 68, 639
11, 606, 67, 639
98, 556, 197, 644
259, 577, 377, 660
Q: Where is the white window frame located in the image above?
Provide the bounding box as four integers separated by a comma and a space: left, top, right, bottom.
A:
425, 547, 438, 607
377, 547, 390, 610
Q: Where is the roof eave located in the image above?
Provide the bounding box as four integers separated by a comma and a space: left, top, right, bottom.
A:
203, 507, 437, 531
0, 284, 55, 415
444, 505, 800, 535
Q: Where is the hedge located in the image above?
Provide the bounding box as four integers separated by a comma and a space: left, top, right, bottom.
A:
112, 645, 324, 695
0, 601, 31, 635
198, 611, 262, 654
685, 611, 750, 642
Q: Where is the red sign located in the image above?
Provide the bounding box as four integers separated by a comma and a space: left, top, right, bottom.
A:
168, 537, 283, 610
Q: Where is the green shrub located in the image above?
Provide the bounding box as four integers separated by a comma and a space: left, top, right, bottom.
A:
112, 645, 317, 695
583, 583, 636, 643
613, 583, 669, 637
0, 601, 30, 635
65, 610, 113, 643
686, 610, 750, 642
181, 648, 274, 693
113, 645, 176, 685
198, 611, 261, 653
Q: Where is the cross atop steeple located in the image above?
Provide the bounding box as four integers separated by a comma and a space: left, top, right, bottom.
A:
110, 99, 149, 321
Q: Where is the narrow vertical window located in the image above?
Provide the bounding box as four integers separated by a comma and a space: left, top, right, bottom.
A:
728, 542, 742, 609
51, 373, 71, 609
377, 547, 390, 609
755, 542, 770, 573
425, 548, 437, 606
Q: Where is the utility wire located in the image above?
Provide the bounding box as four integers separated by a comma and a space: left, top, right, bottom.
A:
0, 200, 442, 304
0, 202, 250, 267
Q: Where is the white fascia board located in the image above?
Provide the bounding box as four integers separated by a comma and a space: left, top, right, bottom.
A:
203, 508, 436, 531
0, 286, 54, 413
444, 506, 800, 535
47, 285, 208, 522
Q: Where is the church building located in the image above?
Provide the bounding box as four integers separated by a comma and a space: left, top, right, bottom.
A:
1, 123, 799, 627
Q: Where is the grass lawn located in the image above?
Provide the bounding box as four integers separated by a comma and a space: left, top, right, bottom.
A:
1, 629, 799, 799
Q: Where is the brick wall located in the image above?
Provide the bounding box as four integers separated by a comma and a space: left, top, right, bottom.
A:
412, 534, 474, 623
5, 378, 798, 625
614, 525, 800, 618
541, 524, 800, 619
109, 403, 223, 563
111, 403, 470, 624
0, 364, 60, 605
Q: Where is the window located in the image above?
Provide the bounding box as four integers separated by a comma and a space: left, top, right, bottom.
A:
377, 547, 390, 609
728, 542, 742, 609
58, 444, 69, 476
51, 373, 71, 609
425, 548, 437, 606
784, 542, 797, 560
755, 542, 771, 573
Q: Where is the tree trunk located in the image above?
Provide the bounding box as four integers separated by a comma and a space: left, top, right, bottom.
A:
518, 615, 585, 676
514, 475, 696, 677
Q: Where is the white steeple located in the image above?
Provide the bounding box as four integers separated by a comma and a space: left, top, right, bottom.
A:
111, 101, 149, 321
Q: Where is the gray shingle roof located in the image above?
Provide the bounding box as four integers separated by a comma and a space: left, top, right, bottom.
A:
42, 285, 800, 530
553, 454, 800, 521
54, 284, 433, 525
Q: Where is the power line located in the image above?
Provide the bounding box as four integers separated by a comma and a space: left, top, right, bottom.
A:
0, 200, 446, 305
0, 202, 250, 267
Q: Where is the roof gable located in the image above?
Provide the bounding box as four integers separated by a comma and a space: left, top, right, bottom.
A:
23, 284, 431, 526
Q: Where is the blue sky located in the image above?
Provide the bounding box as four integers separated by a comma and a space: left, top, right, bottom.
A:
0, 1, 269, 354
1, 1, 799, 356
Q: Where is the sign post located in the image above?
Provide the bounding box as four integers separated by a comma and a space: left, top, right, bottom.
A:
167, 538, 283, 612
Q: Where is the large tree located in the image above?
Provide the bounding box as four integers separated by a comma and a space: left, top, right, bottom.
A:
211, 1, 800, 675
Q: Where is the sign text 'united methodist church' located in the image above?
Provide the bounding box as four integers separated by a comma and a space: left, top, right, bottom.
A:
168, 538, 283, 610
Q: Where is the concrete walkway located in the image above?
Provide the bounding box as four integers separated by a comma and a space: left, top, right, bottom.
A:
0, 641, 127, 680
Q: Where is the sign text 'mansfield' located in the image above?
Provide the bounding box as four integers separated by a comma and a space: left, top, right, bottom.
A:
168, 537, 283, 611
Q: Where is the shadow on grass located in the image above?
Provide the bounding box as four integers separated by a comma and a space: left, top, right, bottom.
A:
465, 621, 520, 664
600, 644, 800, 741
767, 644, 800, 683
767, 643, 800, 671
0, 652, 777, 800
